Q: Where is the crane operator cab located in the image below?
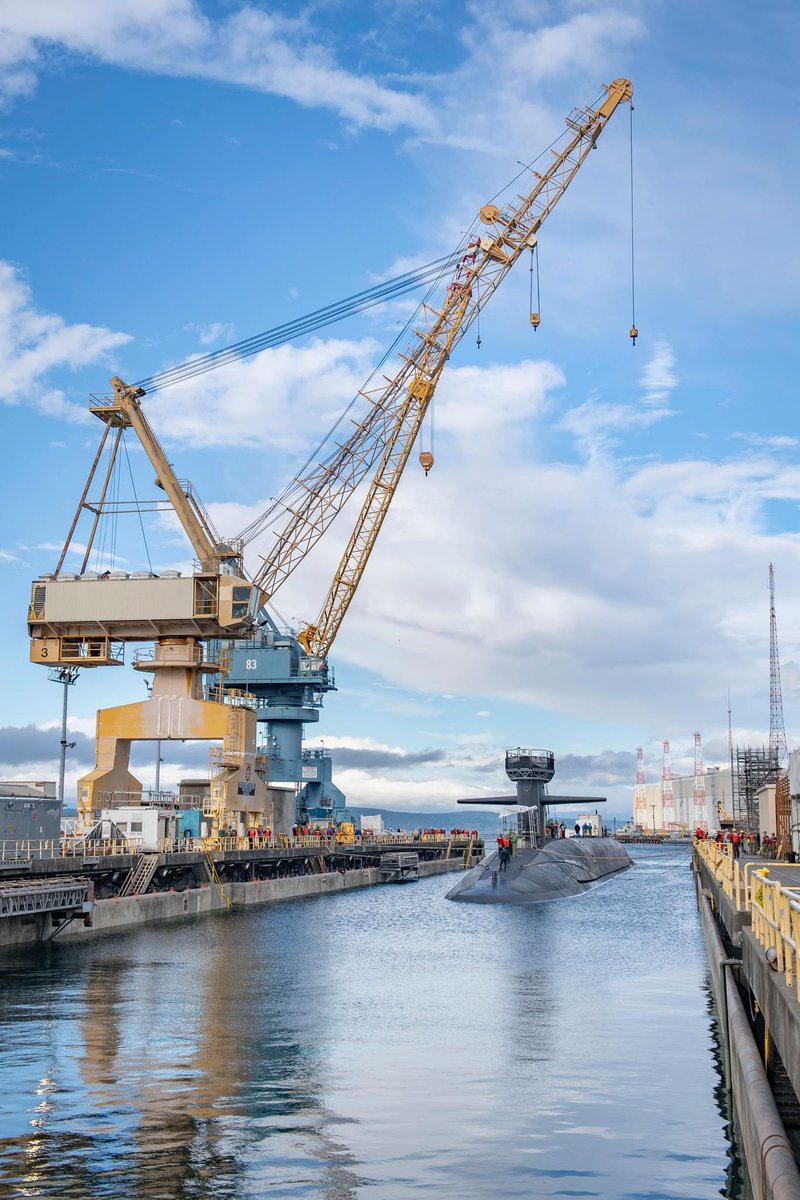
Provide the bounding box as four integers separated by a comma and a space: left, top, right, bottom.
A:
29, 571, 260, 667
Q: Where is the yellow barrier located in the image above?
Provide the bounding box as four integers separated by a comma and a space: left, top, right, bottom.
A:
696, 838, 800, 1000
693, 837, 743, 907
750, 876, 800, 1001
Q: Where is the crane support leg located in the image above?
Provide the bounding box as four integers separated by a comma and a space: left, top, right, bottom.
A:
77, 643, 266, 834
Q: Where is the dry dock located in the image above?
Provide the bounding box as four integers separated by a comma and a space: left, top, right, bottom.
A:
693, 840, 800, 1199
0, 833, 481, 950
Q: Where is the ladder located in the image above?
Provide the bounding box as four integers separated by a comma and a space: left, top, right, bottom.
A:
119, 853, 159, 897
204, 849, 232, 911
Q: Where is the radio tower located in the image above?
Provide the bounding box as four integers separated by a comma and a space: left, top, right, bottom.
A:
693, 731, 707, 829
635, 746, 647, 827
769, 563, 788, 768
661, 739, 675, 829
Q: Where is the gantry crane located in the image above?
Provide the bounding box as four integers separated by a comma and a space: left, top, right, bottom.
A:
28, 377, 266, 828
28, 78, 633, 833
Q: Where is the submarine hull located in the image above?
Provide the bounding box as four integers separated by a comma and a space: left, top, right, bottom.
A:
445, 837, 632, 904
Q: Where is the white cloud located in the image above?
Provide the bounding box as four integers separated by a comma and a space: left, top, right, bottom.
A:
0, 0, 433, 132
559, 339, 677, 456
184, 320, 235, 346
0, 1, 645, 155
216, 353, 800, 743
0, 260, 131, 420
147, 335, 380, 451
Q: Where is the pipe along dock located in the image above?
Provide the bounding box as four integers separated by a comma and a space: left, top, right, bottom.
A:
693, 840, 800, 1199
0, 834, 481, 951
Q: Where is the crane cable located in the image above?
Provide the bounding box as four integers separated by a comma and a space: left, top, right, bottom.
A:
238, 118, 602, 544
133, 253, 462, 394
629, 102, 638, 346
237, 248, 463, 545
529, 244, 541, 330
122, 431, 153, 575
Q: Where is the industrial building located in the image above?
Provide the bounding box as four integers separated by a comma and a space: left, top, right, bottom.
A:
0, 780, 61, 842
633, 767, 732, 833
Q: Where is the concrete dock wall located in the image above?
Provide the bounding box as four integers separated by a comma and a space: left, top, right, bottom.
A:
697, 886, 800, 1199
0, 856, 464, 951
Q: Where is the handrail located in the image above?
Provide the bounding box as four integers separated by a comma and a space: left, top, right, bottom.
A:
749, 876, 800, 1000
695, 838, 800, 1000
0, 831, 480, 863
0, 836, 144, 861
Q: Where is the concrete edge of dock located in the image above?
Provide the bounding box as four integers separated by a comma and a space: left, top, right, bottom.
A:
694, 852, 800, 1199
0, 855, 464, 951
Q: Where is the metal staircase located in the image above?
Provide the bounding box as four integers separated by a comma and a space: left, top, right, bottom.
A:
203, 849, 232, 911
119, 853, 160, 897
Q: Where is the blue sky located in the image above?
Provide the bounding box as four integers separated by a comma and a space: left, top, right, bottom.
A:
1, 0, 799, 817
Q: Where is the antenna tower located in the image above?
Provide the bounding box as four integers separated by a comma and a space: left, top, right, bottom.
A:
661, 738, 674, 829
635, 746, 647, 827
693, 731, 707, 829
769, 563, 788, 768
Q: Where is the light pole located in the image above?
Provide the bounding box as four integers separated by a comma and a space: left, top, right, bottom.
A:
650, 804, 657, 835
48, 666, 79, 808
142, 677, 163, 799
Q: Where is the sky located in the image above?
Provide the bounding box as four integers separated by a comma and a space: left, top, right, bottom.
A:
1, 0, 800, 820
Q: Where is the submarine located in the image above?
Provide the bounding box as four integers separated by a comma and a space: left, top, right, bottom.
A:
445, 747, 632, 904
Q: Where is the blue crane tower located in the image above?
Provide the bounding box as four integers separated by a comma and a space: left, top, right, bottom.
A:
224, 616, 349, 826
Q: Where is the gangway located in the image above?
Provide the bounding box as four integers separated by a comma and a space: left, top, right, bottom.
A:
119, 853, 160, 897
0, 876, 94, 937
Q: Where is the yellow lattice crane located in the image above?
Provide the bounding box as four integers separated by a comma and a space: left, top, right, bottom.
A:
28, 78, 633, 830
244, 78, 634, 658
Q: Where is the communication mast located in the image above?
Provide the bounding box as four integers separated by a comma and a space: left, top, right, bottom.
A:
693, 731, 707, 829
769, 562, 789, 769
634, 746, 648, 827
661, 739, 674, 829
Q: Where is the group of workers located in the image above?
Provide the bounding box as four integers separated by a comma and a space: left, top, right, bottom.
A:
496, 831, 516, 871
694, 827, 792, 861
545, 820, 596, 840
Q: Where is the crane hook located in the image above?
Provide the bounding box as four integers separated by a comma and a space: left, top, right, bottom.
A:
419, 451, 434, 476
629, 325, 638, 346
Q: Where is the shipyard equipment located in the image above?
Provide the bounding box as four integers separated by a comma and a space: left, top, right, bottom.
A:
28, 378, 266, 829
224, 78, 635, 824
28, 79, 634, 833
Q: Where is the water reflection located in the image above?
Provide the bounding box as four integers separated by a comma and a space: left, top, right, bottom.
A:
0, 847, 743, 1198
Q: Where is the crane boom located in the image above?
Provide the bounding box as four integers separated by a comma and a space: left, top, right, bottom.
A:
286, 78, 633, 656
93, 377, 243, 572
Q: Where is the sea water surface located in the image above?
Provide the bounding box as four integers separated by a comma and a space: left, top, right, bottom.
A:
0, 845, 742, 1199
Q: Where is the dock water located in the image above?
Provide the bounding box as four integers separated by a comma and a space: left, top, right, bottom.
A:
0, 844, 747, 1198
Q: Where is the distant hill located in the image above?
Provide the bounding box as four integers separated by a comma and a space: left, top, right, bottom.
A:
351, 806, 503, 838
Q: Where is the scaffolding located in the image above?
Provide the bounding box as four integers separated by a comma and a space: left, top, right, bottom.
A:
733, 746, 779, 830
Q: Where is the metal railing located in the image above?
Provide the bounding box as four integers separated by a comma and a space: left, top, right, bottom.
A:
694, 838, 800, 997
0, 837, 144, 862
750, 876, 800, 1001
0, 831, 479, 863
